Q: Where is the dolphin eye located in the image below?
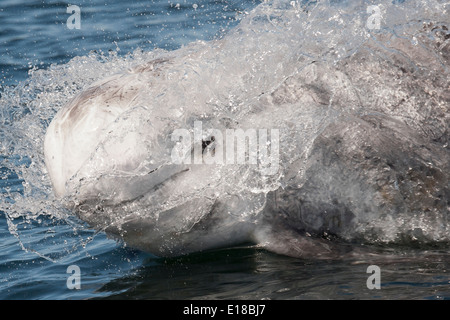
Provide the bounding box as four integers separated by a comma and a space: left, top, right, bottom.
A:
202, 136, 216, 155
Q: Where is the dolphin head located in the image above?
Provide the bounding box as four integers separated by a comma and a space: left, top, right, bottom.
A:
43, 11, 450, 258
43, 79, 258, 256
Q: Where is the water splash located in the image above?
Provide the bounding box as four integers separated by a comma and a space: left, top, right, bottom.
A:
0, 49, 170, 260
1, 0, 449, 259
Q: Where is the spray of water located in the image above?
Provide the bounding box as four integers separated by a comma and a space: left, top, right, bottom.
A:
1, 0, 449, 259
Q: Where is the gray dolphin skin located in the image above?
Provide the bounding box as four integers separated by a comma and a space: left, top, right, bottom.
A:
44, 1, 449, 259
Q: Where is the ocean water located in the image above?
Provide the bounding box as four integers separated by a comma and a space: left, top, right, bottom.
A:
1, 0, 449, 300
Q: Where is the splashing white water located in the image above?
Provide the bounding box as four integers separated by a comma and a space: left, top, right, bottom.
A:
1, 0, 449, 259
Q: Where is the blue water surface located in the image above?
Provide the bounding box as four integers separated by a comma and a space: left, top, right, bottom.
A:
0, 0, 256, 86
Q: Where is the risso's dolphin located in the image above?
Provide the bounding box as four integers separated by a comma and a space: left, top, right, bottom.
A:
44, 1, 449, 258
